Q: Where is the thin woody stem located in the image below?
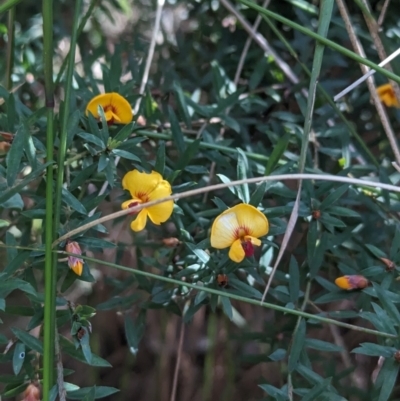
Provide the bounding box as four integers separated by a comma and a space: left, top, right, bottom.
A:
54, 173, 400, 247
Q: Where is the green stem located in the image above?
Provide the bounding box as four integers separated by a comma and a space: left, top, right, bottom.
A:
203, 312, 217, 401
239, 0, 400, 85
74, 253, 398, 339
5, 6, 15, 90
42, 0, 55, 397
0, 0, 21, 14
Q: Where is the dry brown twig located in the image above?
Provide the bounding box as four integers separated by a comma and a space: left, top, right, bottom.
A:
336, 0, 400, 168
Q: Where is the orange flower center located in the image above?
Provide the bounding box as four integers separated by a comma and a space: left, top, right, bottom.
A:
104, 104, 117, 125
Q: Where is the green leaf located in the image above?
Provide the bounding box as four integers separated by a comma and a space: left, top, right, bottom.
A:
220, 296, 233, 320
390, 225, 400, 260
268, 348, 287, 361
6, 93, 16, 130
79, 328, 92, 364
176, 138, 201, 170
288, 319, 306, 372
62, 188, 87, 214
249, 182, 267, 207
305, 338, 343, 352
6, 124, 26, 187
185, 242, 210, 264
113, 122, 134, 142
169, 106, 185, 155
373, 283, 400, 323
69, 164, 98, 191
67, 386, 119, 400
174, 83, 192, 128
96, 294, 140, 311
111, 149, 141, 162
4, 251, 31, 275
288, 257, 299, 304
376, 358, 399, 401
66, 109, 81, 148
12, 342, 25, 375
236, 148, 250, 203
0, 279, 37, 298
124, 312, 145, 353
77, 132, 105, 148
300, 378, 331, 401
0, 162, 50, 205
365, 244, 386, 259
264, 133, 289, 175
59, 336, 111, 367
351, 342, 396, 358
11, 328, 43, 354
82, 386, 96, 401
2, 382, 27, 398
319, 184, 349, 210
154, 141, 165, 175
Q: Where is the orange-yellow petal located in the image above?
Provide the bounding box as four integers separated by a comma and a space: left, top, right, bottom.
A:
122, 170, 162, 199
86, 92, 133, 124
146, 180, 173, 224
376, 84, 400, 108
235, 204, 269, 237
121, 199, 142, 210
229, 239, 246, 263
130, 209, 149, 232
243, 235, 261, 247
71, 260, 83, 276
210, 208, 240, 249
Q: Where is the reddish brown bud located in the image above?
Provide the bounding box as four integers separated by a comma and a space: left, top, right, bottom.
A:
312, 210, 321, 220
65, 241, 84, 276
380, 257, 395, 271
335, 275, 369, 290
217, 274, 228, 287
22, 384, 40, 401
394, 350, 400, 362
162, 237, 181, 247
0, 141, 11, 155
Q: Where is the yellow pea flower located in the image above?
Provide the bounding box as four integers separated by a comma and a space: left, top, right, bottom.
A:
210, 203, 269, 263
335, 275, 368, 290
65, 240, 84, 276
376, 83, 400, 108
121, 170, 174, 232
86, 92, 133, 124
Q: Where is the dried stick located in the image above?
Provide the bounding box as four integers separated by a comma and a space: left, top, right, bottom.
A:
336, 0, 400, 168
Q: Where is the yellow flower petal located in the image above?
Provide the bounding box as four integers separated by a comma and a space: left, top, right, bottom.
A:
210, 209, 240, 249
146, 181, 174, 224
85, 92, 133, 124
121, 199, 142, 210
130, 209, 148, 232
376, 83, 400, 108
122, 170, 162, 200
71, 260, 83, 276
229, 239, 246, 263
235, 204, 269, 238
244, 235, 261, 246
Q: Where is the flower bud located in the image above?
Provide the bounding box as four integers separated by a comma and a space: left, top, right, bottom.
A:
335, 275, 369, 290
22, 384, 40, 401
65, 241, 84, 276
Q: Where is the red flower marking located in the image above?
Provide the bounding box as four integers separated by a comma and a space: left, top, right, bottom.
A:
128, 201, 140, 215
241, 239, 254, 257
